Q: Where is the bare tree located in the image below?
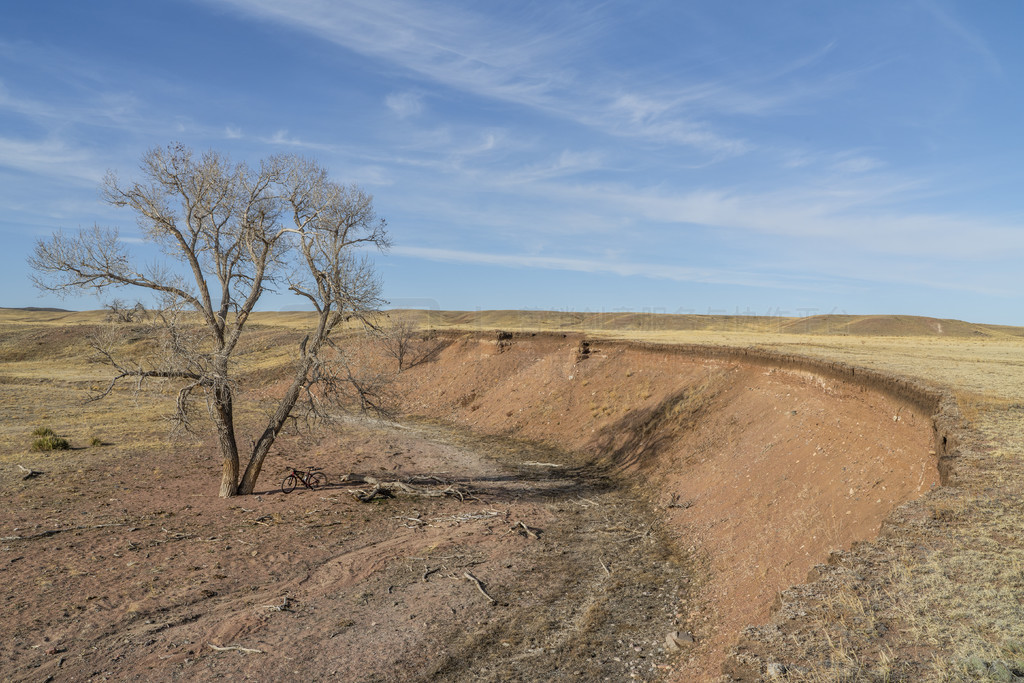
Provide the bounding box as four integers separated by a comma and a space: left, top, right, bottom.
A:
379, 316, 418, 371
379, 315, 447, 371
29, 143, 390, 496
104, 298, 147, 323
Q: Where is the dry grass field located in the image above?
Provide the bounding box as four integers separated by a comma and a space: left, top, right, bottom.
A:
1, 307, 1023, 681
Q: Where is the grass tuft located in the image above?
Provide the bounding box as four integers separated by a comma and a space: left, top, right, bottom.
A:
31, 427, 70, 451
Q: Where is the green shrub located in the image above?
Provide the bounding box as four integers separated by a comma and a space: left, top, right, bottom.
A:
90, 437, 103, 447
32, 427, 55, 437
32, 434, 70, 451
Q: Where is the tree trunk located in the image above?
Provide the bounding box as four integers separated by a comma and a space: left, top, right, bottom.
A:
213, 385, 240, 497
219, 450, 239, 497
237, 356, 314, 495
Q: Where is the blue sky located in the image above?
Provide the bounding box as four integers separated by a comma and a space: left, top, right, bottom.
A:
3, 1, 1024, 324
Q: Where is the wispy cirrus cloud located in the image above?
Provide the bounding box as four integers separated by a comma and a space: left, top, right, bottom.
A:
388, 242, 1014, 297
207, 0, 575, 105
263, 129, 336, 151
390, 244, 794, 289
498, 149, 606, 185
0, 78, 142, 132
538, 178, 1024, 260
393, 143, 1021, 263
0, 136, 105, 183
830, 154, 885, 174
919, 0, 1002, 75
202, 0, 769, 156
385, 91, 424, 119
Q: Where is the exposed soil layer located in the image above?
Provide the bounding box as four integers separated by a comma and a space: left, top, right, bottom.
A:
0, 326, 947, 681
388, 332, 943, 678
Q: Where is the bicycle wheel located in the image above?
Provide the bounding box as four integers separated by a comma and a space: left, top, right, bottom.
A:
281, 474, 298, 494
309, 472, 327, 489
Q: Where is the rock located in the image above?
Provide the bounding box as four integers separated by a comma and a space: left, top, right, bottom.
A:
766, 662, 787, 679
665, 631, 694, 651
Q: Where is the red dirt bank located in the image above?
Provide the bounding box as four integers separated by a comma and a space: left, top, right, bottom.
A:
393, 333, 942, 679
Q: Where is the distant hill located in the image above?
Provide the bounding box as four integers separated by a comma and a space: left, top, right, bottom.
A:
775, 314, 1019, 338
2, 307, 1021, 338
380, 310, 1024, 338
2, 306, 74, 313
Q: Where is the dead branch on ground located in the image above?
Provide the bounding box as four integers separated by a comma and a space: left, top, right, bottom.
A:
1, 522, 126, 542
407, 475, 448, 485
17, 465, 42, 480
351, 475, 477, 503
463, 572, 497, 605
207, 643, 264, 654
396, 513, 427, 529
354, 483, 396, 503
264, 596, 292, 612
510, 521, 541, 539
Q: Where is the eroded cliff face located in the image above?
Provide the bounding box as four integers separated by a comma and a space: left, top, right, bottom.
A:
390, 332, 943, 678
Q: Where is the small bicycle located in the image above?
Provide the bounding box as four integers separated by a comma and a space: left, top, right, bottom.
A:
281, 466, 327, 494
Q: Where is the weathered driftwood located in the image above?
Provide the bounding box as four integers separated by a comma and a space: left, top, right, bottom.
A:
17, 464, 42, 480
350, 475, 475, 503
464, 572, 497, 605
207, 643, 264, 654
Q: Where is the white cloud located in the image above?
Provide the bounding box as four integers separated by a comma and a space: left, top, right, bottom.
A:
264, 129, 332, 150
499, 149, 605, 185
208, 0, 569, 103
339, 165, 393, 186
391, 244, 790, 289
0, 77, 143, 132
0, 136, 104, 183
831, 155, 884, 174
472, 170, 1024, 262
453, 131, 500, 158
781, 151, 816, 169
385, 91, 424, 118
225, 125, 243, 139
388, 242, 1013, 296
390, 234, 1017, 298
203, 0, 756, 156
